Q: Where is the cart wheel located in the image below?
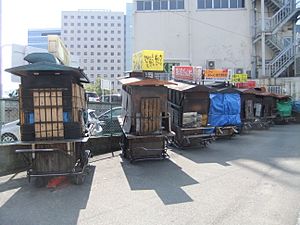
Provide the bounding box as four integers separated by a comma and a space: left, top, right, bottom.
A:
34, 177, 47, 188
73, 174, 85, 185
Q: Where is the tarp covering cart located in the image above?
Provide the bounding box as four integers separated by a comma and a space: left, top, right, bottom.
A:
208, 88, 242, 138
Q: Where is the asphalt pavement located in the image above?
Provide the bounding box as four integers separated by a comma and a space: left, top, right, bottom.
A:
0, 124, 300, 225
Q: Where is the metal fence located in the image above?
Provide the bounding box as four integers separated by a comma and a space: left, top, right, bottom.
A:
0, 98, 122, 144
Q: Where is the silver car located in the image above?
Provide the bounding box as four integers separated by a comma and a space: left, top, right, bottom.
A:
1, 120, 20, 142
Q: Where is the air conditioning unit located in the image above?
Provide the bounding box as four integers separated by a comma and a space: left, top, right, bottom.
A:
235, 68, 244, 74
206, 60, 215, 69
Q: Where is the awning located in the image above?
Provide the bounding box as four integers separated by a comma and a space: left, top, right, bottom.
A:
5, 61, 89, 83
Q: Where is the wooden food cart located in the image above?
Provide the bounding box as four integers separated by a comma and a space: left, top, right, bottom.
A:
167, 81, 215, 148
119, 74, 174, 162
5, 53, 91, 186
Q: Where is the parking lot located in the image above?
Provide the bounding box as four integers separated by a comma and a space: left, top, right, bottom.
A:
1, 124, 300, 225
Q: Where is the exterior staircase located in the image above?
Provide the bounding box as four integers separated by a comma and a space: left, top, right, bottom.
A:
254, 0, 300, 77
266, 44, 295, 77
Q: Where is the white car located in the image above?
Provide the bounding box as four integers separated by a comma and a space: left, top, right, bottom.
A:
1, 120, 20, 142
0, 110, 102, 143
86, 92, 100, 102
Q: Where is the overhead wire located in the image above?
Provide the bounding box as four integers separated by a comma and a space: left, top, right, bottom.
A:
169, 10, 252, 39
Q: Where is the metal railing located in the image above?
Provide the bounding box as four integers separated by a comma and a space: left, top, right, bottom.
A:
266, 44, 295, 77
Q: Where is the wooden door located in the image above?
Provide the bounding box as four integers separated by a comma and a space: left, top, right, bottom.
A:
140, 97, 161, 135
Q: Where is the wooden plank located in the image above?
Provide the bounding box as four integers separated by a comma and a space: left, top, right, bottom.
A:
52, 108, 57, 122
57, 92, 62, 106
34, 107, 40, 123
46, 122, 52, 138
53, 123, 58, 137
39, 91, 45, 106
45, 91, 51, 106
35, 124, 41, 138
33, 91, 39, 107
58, 122, 64, 137
40, 108, 46, 122
156, 98, 161, 131
46, 108, 51, 122
41, 123, 46, 138
57, 107, 63, 122
148, 98, 153, 132
51, 91, 57, 106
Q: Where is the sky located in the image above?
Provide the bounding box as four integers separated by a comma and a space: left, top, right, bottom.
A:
1, 0, 132, 95
2, 0, 131, 45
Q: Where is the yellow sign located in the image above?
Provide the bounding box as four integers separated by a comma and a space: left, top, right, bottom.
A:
132, 50, 164, 72
204, 69, 228, 80
48, 35, 70, 65
231, 74, 248, 83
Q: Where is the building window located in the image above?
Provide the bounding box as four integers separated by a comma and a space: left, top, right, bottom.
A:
78, 16, 81, 19
97, 52, 101, 56
197, 0, 244, 9
111, 74, 114, 78
77, 23, 81, 26
97, 67, 101, 70
137, 1, 144, 10
84, 59, 87, 63
97, 59, 101, 63
91, 16, 94, 19
153, 0, 161, 10
64, 15, 68, 19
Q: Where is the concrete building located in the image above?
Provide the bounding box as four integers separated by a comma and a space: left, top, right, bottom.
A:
125, 3, 134, 71
61, 10, 125, 93
133, 0, 300, 78
28, 28, 61, 50
1, 44, 48, 97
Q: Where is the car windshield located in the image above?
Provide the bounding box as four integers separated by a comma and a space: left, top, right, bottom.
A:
87, 93, 98, 98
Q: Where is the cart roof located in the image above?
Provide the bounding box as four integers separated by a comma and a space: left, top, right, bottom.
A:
5, 61, 90, 83
119, 77, 175, 86
166, 80, 214, 92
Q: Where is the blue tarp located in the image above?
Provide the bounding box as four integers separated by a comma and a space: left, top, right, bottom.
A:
208, 93, 241, 126
292, 101, 300, 113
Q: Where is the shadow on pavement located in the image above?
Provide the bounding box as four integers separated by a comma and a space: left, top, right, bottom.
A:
171, 125, 300, 184
120, 159, 198, 205
0, 166, 95, 225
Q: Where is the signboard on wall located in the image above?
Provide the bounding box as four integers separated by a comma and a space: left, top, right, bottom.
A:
132, 50, 164, 71
204, 69, 229, 81
173, 66, 202, 84
231, 74, 248, 83
164, 62, 180, 73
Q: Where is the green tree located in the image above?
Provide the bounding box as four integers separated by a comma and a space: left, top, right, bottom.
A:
84, 78, 109, 96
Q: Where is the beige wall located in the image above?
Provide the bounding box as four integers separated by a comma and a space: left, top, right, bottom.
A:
133, 1, 252, 71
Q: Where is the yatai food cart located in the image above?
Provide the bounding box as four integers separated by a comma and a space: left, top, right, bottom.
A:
5, 53, 91, 186
167, 81, 215, 148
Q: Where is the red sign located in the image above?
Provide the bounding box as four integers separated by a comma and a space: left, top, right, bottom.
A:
173, 66, 202, 83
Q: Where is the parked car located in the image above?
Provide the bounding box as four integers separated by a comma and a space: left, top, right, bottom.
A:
86, 92, 100, 102
100, 94, 122, 104
1, 120, 20, 142
98, 107, 123, 134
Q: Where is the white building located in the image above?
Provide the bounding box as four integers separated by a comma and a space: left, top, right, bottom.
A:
0, 44, 47, 97
61, 10, 125, 93
133, 0, 300, 78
